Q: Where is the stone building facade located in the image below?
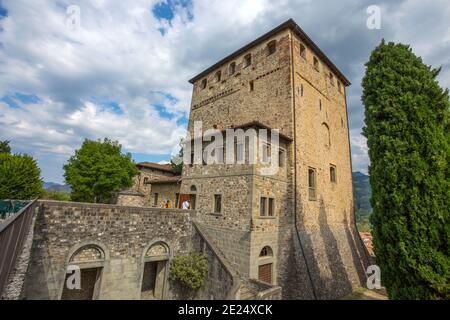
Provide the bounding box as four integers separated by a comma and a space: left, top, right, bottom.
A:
179, 18, 371, 299
116, 162, 181, 208
8, 19, 370, 301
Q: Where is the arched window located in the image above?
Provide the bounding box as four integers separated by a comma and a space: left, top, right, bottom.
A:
190, 185, 197, 193
70, 244, 105, 264
244, 54, 252, 68
229, 62, 236, 75
267, 40, 276, 56
62, 244, 106, 300
329, 72, 335, 86
259, 246, 273, 257
145, 242, 170, 258
215, 70, 221, 82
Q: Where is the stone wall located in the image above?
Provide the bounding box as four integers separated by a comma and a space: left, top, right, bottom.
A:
20, 200, 237, 300
22, 201, 193, 300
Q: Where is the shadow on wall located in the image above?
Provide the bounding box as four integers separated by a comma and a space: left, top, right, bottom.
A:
296, 198, 358, 299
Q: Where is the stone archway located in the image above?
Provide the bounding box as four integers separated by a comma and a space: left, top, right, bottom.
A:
61, 244, 105, 300
140, 241, 170, 300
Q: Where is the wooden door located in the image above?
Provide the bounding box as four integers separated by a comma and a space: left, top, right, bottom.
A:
258, 263, 272, 284
178, 194, 191, 209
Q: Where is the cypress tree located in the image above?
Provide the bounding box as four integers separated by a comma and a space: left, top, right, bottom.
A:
362, 41, 449, 299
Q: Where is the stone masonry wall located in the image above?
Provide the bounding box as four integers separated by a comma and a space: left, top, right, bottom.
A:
20, 200, 236, 300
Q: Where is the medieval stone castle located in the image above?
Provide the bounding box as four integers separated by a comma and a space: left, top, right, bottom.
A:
2, 19, 371, 300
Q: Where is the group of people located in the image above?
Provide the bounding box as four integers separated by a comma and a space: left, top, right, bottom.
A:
162, 199, 191, 209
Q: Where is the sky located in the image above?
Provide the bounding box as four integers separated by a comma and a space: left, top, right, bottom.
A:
0, 0, 449, 183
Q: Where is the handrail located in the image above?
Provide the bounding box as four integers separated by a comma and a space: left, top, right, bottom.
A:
0, 199, 38, 296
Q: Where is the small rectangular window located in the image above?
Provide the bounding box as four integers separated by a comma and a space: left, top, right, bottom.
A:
313, 57, 320, 72
236, 143, 244, 163
308, 168, 316, 200
153, 193, 159, 206
262, 143, 270, 163
189, 153, 194, 167
268, 198, 274, 216
249, 80, 254, 92
300, 44, 306, 60
200, 78, 207, 90
279, 149, 285, 168
330, 165, 337, 183
229, 62, 236, 75
267, 40, 276, 56
214, 194, 222, 214
260, 197, 267, 216
244, 54, 252, 68
215, 70, 222, 82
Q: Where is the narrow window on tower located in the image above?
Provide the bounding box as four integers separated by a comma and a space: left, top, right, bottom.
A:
300, 44, 306, 60
308, 168, 317, 200
236, 142, 244, 163
330, 165, 337, 183
279, 149, 285, 168
268, 198, 274, 216
249, 80, 254, 92
244, 53, 252, 68
329, 72, 335, 86
229, 62, 236, 75
200, 78, 207, 90
267, 40, 276, 56
313, 57, 320, 72
214, 194, 222, 214
215, 70, 222, 82
260, 197, 267, 216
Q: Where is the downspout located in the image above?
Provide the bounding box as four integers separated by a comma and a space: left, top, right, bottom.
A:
289, 30, 318, 300
344, 88, 373, 268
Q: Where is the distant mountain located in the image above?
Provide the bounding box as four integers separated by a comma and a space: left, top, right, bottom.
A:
352, 172, 372, 216
43, 182, 71, 193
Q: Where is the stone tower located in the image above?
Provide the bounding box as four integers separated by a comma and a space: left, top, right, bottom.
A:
179, 19, 371, 299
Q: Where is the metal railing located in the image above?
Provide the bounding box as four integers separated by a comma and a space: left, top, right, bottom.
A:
0, 199, 38, 296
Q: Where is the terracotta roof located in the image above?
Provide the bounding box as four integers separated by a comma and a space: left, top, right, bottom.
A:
189, 18, 350, 86
137, 162, 174, 173
146, 176, 182, 185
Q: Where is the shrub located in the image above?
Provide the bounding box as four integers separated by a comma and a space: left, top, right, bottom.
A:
169, 252, 208, 290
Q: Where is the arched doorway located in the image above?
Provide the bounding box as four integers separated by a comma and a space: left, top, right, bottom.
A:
141, 241, 170, 300
258, 246, 274, 284
61, 244, 105, 300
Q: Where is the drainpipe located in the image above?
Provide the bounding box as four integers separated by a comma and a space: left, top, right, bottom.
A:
289, 30, 318, 300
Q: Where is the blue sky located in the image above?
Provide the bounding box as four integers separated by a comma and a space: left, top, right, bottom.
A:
0, 0, 449, 183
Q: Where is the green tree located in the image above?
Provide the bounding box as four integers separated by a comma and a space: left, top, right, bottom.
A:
362, 41, 450, 299
42, 190, 71, 201
169, 252, 208, 290
0, 140, 11, 154
64, 138, 138, 203
0, 153, 43, 199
